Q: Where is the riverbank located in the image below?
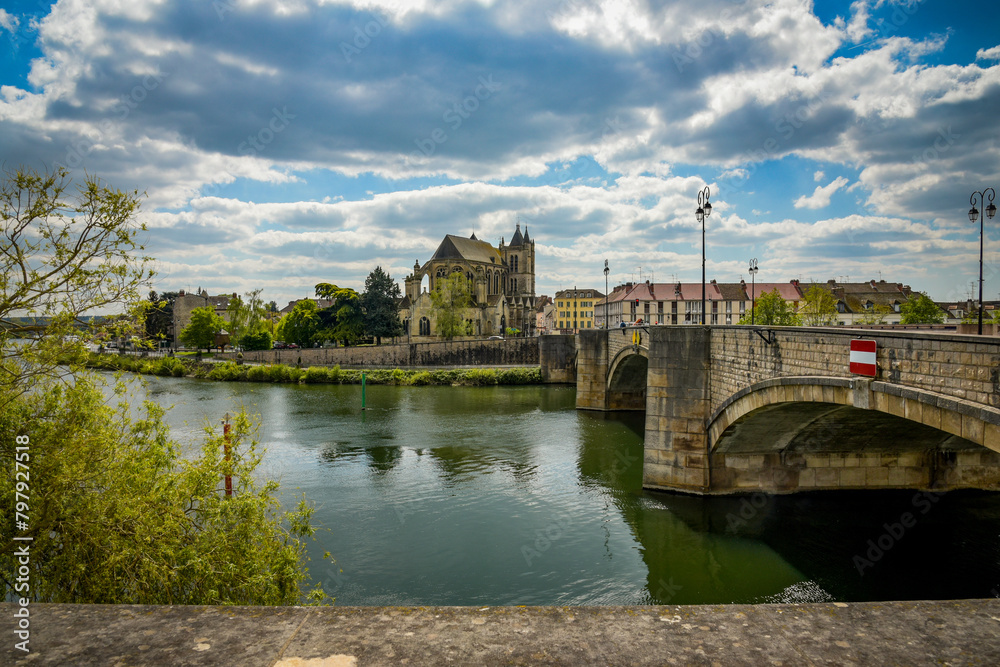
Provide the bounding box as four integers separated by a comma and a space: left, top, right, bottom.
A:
4, 599, 998, 665
85, 353, 544, 385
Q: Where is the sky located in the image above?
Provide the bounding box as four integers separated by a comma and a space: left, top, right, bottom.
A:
1, 0, 999, 307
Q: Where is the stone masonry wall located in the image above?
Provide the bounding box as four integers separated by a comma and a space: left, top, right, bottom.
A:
708, 326, 1000, 413
218, 338, 539, 369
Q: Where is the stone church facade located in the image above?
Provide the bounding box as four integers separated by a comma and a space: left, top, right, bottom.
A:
400, 223, 536, 339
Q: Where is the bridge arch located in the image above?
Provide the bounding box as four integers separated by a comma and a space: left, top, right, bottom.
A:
606, 345, 648, 411
707, 376, 1000, 456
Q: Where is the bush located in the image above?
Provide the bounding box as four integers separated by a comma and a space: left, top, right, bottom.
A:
242, 330, 273, 351
328, 365, 341, 383
208, 361, 244, 382
303, 366, 329, 384
461, 368, 498, 386
246, 365, 266, 382
408, 371, 432, 386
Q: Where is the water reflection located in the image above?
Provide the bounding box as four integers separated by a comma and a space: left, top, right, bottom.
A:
123, 373, 1000, 606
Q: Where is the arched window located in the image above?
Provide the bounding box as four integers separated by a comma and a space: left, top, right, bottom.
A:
494, 273, 499, 294
419, 317, 430, 336
513, 255, 518, 273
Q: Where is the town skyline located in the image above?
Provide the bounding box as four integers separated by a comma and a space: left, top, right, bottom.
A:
2, 0, 999, 305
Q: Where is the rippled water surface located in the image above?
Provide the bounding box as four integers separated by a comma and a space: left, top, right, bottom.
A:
133, 374, 1000, 606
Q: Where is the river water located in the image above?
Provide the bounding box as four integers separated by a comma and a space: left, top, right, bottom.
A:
135, 375, 1000, 606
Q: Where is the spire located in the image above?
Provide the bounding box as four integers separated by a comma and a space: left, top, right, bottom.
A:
510, 223, 524, 246
523, 225, 530, 243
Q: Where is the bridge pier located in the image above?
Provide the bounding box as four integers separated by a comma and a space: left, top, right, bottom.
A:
643, 327, 712, 493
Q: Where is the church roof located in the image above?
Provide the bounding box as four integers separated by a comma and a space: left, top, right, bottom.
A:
430, 234, 503, 265
509, 223, 524, 246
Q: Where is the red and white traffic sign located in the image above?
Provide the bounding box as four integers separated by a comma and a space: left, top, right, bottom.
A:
849, 339, 877, 377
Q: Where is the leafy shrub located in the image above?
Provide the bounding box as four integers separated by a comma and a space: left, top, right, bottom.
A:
246, 365, 266, 382
408, 371, 432, 386
242, 330, 273, 351
303, 367, 329, 384
461, 368, 497, 386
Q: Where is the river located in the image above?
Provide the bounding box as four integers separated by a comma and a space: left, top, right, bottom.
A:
134, 374, 1000, 606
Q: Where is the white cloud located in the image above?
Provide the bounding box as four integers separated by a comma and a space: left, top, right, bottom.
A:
814, 170, 825, 182
794, 177, 850, 209
977, 45, 1000, 61
0, 9, 19, 34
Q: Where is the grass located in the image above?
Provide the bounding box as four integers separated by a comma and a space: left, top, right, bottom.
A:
85, 353, 544, 386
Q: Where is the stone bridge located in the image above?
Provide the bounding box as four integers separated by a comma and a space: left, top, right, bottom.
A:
575, 326, 1000, 495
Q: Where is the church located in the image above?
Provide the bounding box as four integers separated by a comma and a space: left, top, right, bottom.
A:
400, 223, 536, 338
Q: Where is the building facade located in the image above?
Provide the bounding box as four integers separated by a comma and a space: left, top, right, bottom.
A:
399, 223, 536, 338
554, 288, 604, 332
172, 289, 232, 347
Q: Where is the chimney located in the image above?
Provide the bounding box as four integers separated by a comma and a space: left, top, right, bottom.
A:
791, 279, 799, 286
870, 280, 877, 290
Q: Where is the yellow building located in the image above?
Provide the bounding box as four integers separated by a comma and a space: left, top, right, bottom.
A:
554, 287, 605, 333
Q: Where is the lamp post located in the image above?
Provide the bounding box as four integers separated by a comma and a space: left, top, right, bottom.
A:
748, 257, 759, 325
604, 260, 609, 330
696, 186, 712, 325
970, 188, 997, 335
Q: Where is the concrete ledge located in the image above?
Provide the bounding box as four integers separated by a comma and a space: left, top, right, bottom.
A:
4, 600, 1000, 665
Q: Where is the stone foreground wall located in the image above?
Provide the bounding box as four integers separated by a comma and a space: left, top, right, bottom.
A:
218, 338, 540, 370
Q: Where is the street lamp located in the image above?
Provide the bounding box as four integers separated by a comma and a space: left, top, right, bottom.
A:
696, 186, 712, 325
970, 188, 997, 335
604, 259, 609, 330
748, 258, 759, 325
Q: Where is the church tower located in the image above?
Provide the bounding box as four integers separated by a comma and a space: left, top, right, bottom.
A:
502, 222, 535, 297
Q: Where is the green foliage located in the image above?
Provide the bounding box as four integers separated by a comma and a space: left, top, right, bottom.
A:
461, 368, 498, 385
362, 266, 404, 345
144, 290, 177, 343
0, 166, 154, 401
429, 272, 473, 339
316, 283, 364, 346
226, 289, 268, 349
208, 361, 246, 382
242, 329, 273, 351
0, 376, 325, 605
303, 366, 329, 383
180, 306, 226, 351
277, 300, 321, 347
799, 285, 838, 326
738, 289, 802, 326
900, 292, 945, 324
409, 371, 432, 385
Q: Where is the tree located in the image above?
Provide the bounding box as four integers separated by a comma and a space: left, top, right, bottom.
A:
0, 167, 325, 606
277, 299, 321, 347
0, 375, 325, 605
799, 285, 838, 326
429, 272, 473, 339
179, 306, 225, 350
362, 266, 403, 345
0, 166, 153, 401
144, 290, 177, 344
900, 292, 945, 324
738, 289, 801, 326
241, 329, 273, 351
316, 283, 364, 346
226, 288, 267, 349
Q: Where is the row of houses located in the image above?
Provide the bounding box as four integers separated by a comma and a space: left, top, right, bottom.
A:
538, 279, 925, 332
